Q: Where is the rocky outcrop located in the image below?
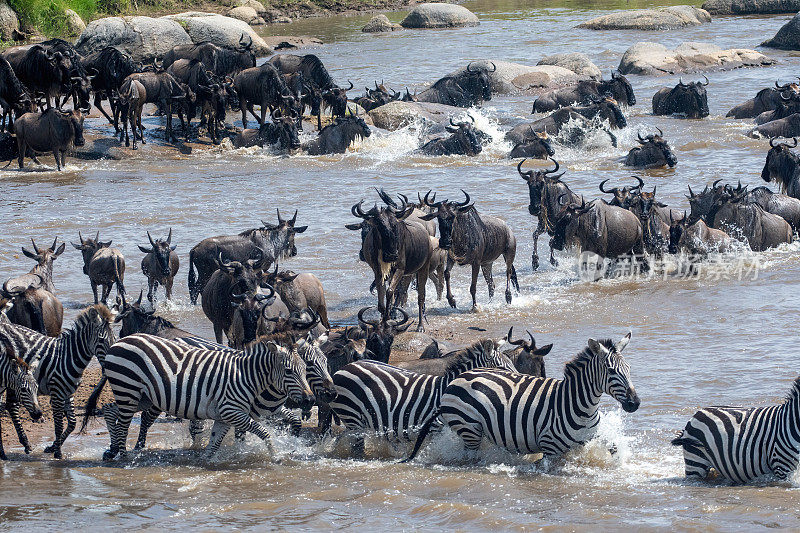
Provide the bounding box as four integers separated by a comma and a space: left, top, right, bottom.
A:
537, 53, 601, 79
703, 0, 800, 14
619, 41, 775, 75
444, 60, 583, 95
227, 6, 265, 25
363, 14, 402, 32
368, 101, 470, 131
762, 12, 800, 49
75, 16, 192, 62
162, 12, 272, 56
0, 0, 19, 41
401, 3, 479, 28
578, 6, 711, 30
64, 9, 86, 36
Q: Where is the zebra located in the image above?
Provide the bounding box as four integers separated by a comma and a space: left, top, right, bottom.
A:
97, 333, 315, 460
0, 340, 43, 460
328, 338, 515, 458
403, 333, 639, 463
671, 377, 800, 483
0, 304, 115, 458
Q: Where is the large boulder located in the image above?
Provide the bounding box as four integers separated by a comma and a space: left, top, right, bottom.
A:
368, 101, 467, 131
577, 6, 711, 30
762, 12, 800, 49
703, 0, 800, 14
235, 0, 268, 15
162, 12, 272, 56
537, 53, 601, 79
401, 3, 479, 28
64, 9, 86, 36
619, 41, 775, 75
74, 16, 192, 62
444, 60, 583, 95
227, 6, 265, 25
0, 0, 19, 41
363, 14, 402, 32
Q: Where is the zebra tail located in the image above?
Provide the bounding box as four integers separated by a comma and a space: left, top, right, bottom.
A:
24, 298, 46, 335
187, 250, 197, 298
399, 412, 439, 464
80, 375, 107, 434
670, 431, 699, 448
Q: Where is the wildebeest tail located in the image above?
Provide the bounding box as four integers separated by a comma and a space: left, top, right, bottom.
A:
113, 256, 126, 301
80, 376, 107, 433
23, 298, 46, 335
188, 249, 197, 302
510, 264, 519, 292
400, 411, 439, 463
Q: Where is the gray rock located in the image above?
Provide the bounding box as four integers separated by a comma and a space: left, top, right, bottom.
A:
619, 41, 775, 75
362, 14, 402, 32
75, 16, 192, 62
401, 3, 479, 29
445, 59, 583, 94
762, 11, 800, 49
162, 12, 273, 56
537, 52, 601, 79
578, 6, 711, 30
0, 0, 19, 41
235, 0, 268, 16
64, 9, 86, 36
227, 6, 264, 25
368, 100, 467, 131
703, 0, 800, 14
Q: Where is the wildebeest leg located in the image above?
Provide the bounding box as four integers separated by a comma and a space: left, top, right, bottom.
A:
165, 276, 174, 300
374, 269, 387, 316
531, 227, 543, 271
385, 269, 405, 318
480, 262, 495, 300
469, 262, 480, 311
549, 239, 558, 267
259, 103, 267, 127
91, 280, 99, 304
101, 283, 112, 306
52, 150, 61, 171
247, 104, 260, 127
213, 322, 224, 344
504, 251, 518, 304
16, 136, 25, 169
166, 101, 176, 143
147, 278, 156, 303
444, 256, 456, 308
97, 93, 116, 131
5, 390, 31, 454
395, 275, 412, 307
241, 101, 248, 129
137, 104, 146, 144
415, 269, 428, 332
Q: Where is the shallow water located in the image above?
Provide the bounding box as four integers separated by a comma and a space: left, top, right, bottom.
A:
2, 0, 800, 529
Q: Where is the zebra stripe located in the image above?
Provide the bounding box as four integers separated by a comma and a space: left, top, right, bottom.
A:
101, 333, 314, 459
329, 339, 514, 456
0, 340, 42, 460
406, 334, 639, 462
0, 305, 115, 458
671, 377, 800, 483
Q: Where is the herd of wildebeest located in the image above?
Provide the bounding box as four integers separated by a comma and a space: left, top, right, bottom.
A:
4, 33, 800, 483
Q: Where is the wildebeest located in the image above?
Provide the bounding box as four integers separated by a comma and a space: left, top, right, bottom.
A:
517, 158, 578, 269
82, 47, 140, 131
509, 129, 555, 159
263, 266, 330, 329
115, 291, 196, 339
233, 62, 298, 129
420, 190, 519, 309
420, 117, 482, 156
726, 81, 800, 119
652, 76, 709, 118
116, 78, 146, 149
598, 176, 644, 208
416, 62, 494, 108
761, 137, 800, 199
269, 54, 353, 130
303, 115, 371, 155
668, 212, 734, 255
36, 38, 92, 110
232, 109, 301, 150
508, 100, 622, 148
162, 35, 256, 78
188, 211, 307, 304
71, 231, 126, 305
2, 238, 65, 336
625, 128, 677, 168
0, 55, 35, 133
138, 230, 179, 303
749, 113, 800, 139
353, 306, 411, 363
550, 194, 645, 264
123, 70, 192, 143
753, 91, 800, 125
354, 82, 400, 112
532, 71, 636, 113
626, 186, 671, 257
11, 108, 84, 170
2, 44, 72, 109
166, 58, 230, 143
349, 195, 433, 328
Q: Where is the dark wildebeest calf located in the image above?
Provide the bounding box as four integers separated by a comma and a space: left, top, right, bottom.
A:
71, 231, 126, 305
138, 230, 179, 303
625, 128, 678, 168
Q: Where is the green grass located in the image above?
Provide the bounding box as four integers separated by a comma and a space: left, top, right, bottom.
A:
9, 0, 99, 36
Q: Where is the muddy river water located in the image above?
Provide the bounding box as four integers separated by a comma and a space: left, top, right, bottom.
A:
2, 0, 800, 529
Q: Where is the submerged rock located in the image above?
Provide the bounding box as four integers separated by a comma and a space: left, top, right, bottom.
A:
619, 41, 775, 75
363, 14, 402, 32
537, 53, 601, 79
578, 6, 711, 30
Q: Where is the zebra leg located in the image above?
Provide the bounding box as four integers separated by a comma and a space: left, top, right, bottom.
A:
51, 396, 76, 458
0, 416, 5, 460
317, 403, 333, 434
188, 420, 206, 448
135, 407, 161, 450
205, 420, 232, 456
281, 407, 302, 436
5, 390, 31, 454
102, 402, 120, 460
227, 411, 275, 456
681, 442, 713, 479
480, 262, 495, 300
46, 395, 66, 456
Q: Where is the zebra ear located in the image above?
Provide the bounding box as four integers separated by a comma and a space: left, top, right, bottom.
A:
587, 338, 609, 356
615, 332, 631, 353
296, 337, 307, 348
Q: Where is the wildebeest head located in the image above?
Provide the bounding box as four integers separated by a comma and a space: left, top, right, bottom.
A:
445, 116, 482, 156
420, 189, 473, 249
761, 136, 799, 190
686, 179, 725, 222
601, 71, 636, 106
322, 80, 353, 118
351, 193, 413, 262
510, 128, 554, 159
401, 87, 417, 102
516, 158, 564, 216
22, 236, 65, 271
138, 229, 176, 277
461, 62, 495, 102
260, 209, 308, 259
59, 109, 86, 147
197, 82, 228, 122
357, 306, 411, 363
551, 194, 594, 250
590, 94, 627, 128
630, 186, 666, 221
231, 283, 276, 346
506, 327, 552, 377
669, 76, 710, 118
632, 128, 677, 168
599, 176, 644, 208
667, 210, 692, 254
264, 108, 301, 149
71, 231, 111, 274
113, 290, 152, 337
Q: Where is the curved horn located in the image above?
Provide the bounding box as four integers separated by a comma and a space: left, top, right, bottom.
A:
544, 158, 560, 175
357, 306, 379, 328
507, 327, 526, 346
289, 210, 298, 225
488, 62, 497, 72
387, 306, 409, 327
466, 62, 476, 72
167, 228, 172, 245
517, 159, 534, 179
791, 137, 799, 148
257, 282, 275, 300
31, 238, 40, 255
276, 208, 284, 224
770, 136, 779, 147
527, 331, 536, 349
557, 193, 568, 207
456, 190, 471, 207
712, 179, 723, 189
656, 126, 663, 137
632, 176, 644, 190
352, 200, 368, 219
78, 231, 85, 245
687, 184, 694, 197
50, 236, 58, 252
599, 179, 614, 194
95, 231, 99, 242
701, 74, 709, 86
678, 78, 686, 87
345, 80, 354, 91
423, 189, 442, 208
637, 130, 646, 144
147, 231, 157, 249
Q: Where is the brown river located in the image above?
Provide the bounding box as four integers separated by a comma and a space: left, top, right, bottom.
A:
2, 0, 800, 529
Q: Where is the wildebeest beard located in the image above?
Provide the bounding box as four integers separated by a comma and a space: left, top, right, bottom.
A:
762, 141, 799, 194
375, 215, 400, 264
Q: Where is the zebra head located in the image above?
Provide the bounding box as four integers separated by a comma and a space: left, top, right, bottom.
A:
271, 341, 315, 410
80, 305, 117, 365
7, 355, 42, 422
587, 332, 640, 413
295, 333, 336, 403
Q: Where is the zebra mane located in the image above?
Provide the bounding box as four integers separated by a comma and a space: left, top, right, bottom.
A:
786, 377, 800, 404
0, 336, 27, 369
77, 304, 114, 324
444, 339, 494, 375
564, 339, 614, 373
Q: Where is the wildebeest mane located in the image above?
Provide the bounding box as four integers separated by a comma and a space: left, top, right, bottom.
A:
299, 54, 334, 88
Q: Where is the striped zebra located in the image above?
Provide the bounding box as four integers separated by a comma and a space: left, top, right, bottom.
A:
671, 377, 800, 483
0, 340, 42, 460
128, 331, 335, 449
98, 333, 315, 460
329, 338, 515, 458
404, 333, 639, 463
0, 305, 115, 458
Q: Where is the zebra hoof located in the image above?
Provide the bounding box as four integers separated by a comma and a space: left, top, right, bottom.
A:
44, 444, 55, 454
102, 449, 116, 461
53, 449, 63, 460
